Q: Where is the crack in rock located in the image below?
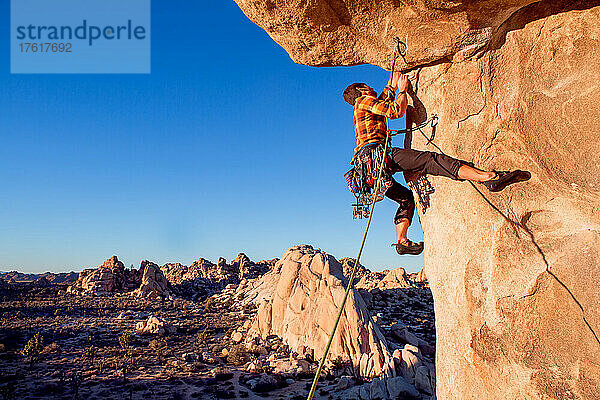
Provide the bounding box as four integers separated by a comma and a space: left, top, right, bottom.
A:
468, 181, 600, 346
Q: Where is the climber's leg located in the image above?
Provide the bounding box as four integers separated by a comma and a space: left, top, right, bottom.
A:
395, 219, 410, 243
385, 180, 423, 255
390, 148, 464, 179
389, 148, 530, 191
457, 164, 495, 182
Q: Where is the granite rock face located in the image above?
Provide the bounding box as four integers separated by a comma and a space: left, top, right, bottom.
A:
247, 245, 396, 378
234, 1, 600, 398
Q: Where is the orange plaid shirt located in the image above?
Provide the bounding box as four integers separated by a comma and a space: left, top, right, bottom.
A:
353, 86, 405, 158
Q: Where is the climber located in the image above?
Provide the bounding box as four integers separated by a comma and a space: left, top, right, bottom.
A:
343, 72, 530, 256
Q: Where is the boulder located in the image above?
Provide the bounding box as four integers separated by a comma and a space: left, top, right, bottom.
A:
337, 376, 420, 400
391, 323, 435, 357
132, 261, 170, 298
413, 267, 427, 283
136, 315, 175, 335
247, 245, 395, 378
339, 257, 370, 284
269, 358, 311, 376
386, 375, 420, 399
233, 1, 600, 398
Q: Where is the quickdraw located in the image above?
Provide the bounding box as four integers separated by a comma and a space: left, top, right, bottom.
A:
388, 114, 438, 137
394, 37, 408, 65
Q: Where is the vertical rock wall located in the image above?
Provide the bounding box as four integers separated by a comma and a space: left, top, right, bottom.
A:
410, 5, 600, 398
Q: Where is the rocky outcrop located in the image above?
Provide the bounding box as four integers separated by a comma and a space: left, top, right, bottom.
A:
67, 257, 169, 298
233, 0, 555, 70
411, 267, 427, 284
160, 254, 273, 299
339, 257, 370, 283
355, 267, 411, 291
234, 1, 600, 398
245, 245, 396, 378
232, 253, 272, 280
67, 256, 132, 295
132, 261, 171, 299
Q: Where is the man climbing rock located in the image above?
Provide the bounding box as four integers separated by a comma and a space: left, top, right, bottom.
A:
343, 72, 530, 256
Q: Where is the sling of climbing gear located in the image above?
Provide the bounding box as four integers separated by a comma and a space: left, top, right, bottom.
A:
388, 114, 438, 137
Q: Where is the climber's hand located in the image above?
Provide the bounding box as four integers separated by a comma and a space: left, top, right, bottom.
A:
388, 71, 403, 89
397, 74, 410, 93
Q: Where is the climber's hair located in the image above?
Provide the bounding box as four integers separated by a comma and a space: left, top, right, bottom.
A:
343, 82, 368, 106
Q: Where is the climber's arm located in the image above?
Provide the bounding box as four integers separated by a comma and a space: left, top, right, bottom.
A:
358, 73, 409, 119
356, 93, 406, 119
392, 74, 409, 118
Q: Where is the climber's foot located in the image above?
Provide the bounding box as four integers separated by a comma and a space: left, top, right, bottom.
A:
392, 240, 424, 256
481, 170, 531, 192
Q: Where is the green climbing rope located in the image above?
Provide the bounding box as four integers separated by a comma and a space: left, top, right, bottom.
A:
306, 129, 390, 400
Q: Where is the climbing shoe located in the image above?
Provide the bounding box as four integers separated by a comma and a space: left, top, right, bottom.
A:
392, 240, 424, 256
481, 170, 531, 192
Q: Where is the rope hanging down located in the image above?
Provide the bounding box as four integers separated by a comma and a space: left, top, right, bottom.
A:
306, 129, 390, 400
306, 45, 404, 400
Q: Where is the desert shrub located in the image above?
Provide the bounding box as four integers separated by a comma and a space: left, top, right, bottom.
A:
226, 344, 249, 366
118, 332, 133, 351
203, 297, 215, 312
118, 332, 136, 382
20, 332, 44, 368
148, 337, 169, 364
83, 344, 97, 365
70, 371, 83, 400
195, 325, 210, 350
325, 356, 350, 377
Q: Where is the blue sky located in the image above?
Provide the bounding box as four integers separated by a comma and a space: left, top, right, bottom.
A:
0, 1, 425, 273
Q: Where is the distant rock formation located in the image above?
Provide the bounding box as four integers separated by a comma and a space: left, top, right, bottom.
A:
0, 271, 79, 285
356, 268, 411, 291
67, 256, 130, 295
132, 261, 171, 299
245, 245, 396, 378
411, 267, 427, 284
339, 257, 370, 284
160, 253, 273, 298
67, 256, 168, 298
